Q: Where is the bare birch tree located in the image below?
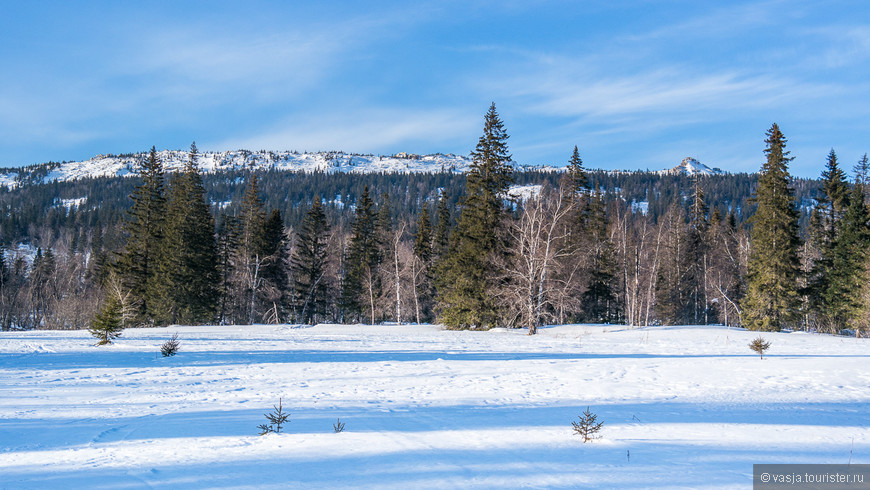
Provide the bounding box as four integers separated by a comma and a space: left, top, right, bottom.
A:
499, 184, 575, 334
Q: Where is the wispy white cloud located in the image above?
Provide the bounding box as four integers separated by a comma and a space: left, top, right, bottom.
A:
494, 57, 829, 122
0, 9, 420, 160
799, 25, 870, 68
211, 108, 479, 155
618, 0, 795, 43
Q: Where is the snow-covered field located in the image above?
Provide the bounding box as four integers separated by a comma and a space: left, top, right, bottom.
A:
1, 323, 868, 488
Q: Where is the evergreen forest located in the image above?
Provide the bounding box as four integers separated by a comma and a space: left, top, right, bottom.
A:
4, 106, 870, 337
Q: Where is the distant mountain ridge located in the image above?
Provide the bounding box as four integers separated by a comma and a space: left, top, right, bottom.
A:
662, 157, 724, 176
0, 150, 480, 188
0, 150, 721, 188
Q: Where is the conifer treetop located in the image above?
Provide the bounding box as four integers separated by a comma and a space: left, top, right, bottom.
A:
468, 103, 513, 200
567, 145, 589, 193
186, 142, 200, 173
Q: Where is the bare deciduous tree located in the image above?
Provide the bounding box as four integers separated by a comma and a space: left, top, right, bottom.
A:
499, 184, 575, 334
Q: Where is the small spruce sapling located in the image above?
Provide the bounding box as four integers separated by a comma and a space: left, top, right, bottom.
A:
572, 406, 603, 443
258, 398, 290, 435
161, 333, 180, 357
333, 418, 345, 433
89, 296, 124, 345
749, 336, 771, 359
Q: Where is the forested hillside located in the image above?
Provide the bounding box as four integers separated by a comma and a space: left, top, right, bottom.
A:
0, 162, 820, 247
4, 109, 868, 337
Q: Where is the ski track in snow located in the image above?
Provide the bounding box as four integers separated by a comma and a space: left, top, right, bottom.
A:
1, 323, 868, 488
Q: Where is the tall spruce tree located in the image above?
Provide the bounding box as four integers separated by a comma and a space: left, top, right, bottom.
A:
742, 124, 802, 331
433, 193, 451, 261
291, 198, 332, 324
436, 103, 513, 329
580, 186, 619, 323
807, 150, 850, 328
0, 243, 8, 331
259, 208, 287, 323
412, 206, 434, 323
820, 182, 870, 332
567, 145, 589, 193
216, 214, 241, 324
238, 175, 267, 324
685, 182, 710, 324
342, 186, 382, 323
854, 154, 870, 203
414, 207, 433, 263
260, 209, 287, 290
149, 142, 220, 325
566, 145, 592, 243
566, 145, 590, 220
376, 193, 394, 258
240, 176, 267, 260
115, 146, 165, 324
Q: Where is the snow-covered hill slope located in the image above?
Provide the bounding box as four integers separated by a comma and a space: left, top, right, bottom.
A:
663, 157, 724, 176
0, 151, 724, 189
1, 323, 867, 487
1, 150, 479, 188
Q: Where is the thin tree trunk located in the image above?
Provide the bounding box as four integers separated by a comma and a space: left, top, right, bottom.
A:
412, 258, 421, 325
393, 225, 404, 324
645, 220, 665, 326
367, 266, 375, 325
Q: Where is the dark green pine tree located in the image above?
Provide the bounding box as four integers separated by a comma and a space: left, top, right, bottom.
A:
216, 214, 241, 324
240, 175, 267, 261
414, 207, 433, 263
291, 198, 332, 324
0, 242, 7, 293
258, 208, 287, 323
115, 146, 165, 324
808, 150, 851, 325
820, 149, 850, 225
0, 242, 8, 331
436, 103, 513, 329
432, 193, 451, 261
566, 145, 590, 220
90, 295, 124, 345
149, 142, 220, 326
854, 154, 869, 202
565, 146, 592, 244
260, 209, 287, 291
412, 206, 434, 323
342, 186, 382, 323
811, 150, 850, 255
238, 175, 267, 324
684, 182, 710, 324
567, 145, 590, 193
580, 186, 619, 323
87, 221, 110, 286
30, 247, 58, 325
742, 124, 802, 331
820, 183, 870, 332
376, 192, 393, 255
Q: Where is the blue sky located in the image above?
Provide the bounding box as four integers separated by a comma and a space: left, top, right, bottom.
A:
1, 1, 868, 177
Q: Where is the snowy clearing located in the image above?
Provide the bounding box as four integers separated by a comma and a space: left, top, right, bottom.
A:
1, 323, 868, 488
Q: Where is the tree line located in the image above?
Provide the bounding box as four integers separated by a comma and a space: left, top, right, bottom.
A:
2, 105, 867, 334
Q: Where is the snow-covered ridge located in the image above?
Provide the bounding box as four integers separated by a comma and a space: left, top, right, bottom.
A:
662, 157, 724, 176
1, 151, 724, 189
1, 150, 484, 188
3, 150, 563, 188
